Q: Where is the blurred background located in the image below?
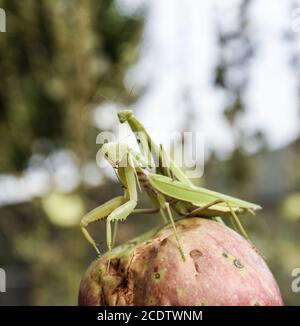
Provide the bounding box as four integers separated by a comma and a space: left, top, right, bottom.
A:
0, 0, 300, 305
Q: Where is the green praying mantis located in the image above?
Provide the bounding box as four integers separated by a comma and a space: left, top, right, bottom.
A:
80, 110, 262, 262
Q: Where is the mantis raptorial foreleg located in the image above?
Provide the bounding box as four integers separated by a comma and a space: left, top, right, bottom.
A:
106, 158, 138, 252
81, 151, 139, 258
105, 198, 137, 272
82, 204, 159, 255
106, 199, 137, 252
80, 196, 125, 255
105, 160, 138, 270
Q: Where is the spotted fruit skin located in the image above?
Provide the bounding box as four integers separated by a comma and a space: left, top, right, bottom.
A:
79, 218, 284, 306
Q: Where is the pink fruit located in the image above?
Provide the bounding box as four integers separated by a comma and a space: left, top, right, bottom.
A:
78, 218, 284, 306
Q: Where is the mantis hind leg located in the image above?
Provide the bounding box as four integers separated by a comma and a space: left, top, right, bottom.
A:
186, 199, 223, 217
187, 199, 250, 241
224, 201, 250, 241
186, 200, 225, 225
225, 201, 265, 258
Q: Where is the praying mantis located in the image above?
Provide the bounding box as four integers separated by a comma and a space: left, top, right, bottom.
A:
117, 110, 261, 232
80, 110, 261, 262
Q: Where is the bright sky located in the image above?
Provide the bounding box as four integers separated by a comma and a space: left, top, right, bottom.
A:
118, 0, 300, 158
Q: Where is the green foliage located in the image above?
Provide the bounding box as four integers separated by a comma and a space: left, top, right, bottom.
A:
0, 0, 141, 172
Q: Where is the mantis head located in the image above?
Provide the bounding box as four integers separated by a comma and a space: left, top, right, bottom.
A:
101, 142, 129, 166
118, 110, 133, 123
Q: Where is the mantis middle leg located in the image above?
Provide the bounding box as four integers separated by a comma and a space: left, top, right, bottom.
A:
157, 193, 185, 261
